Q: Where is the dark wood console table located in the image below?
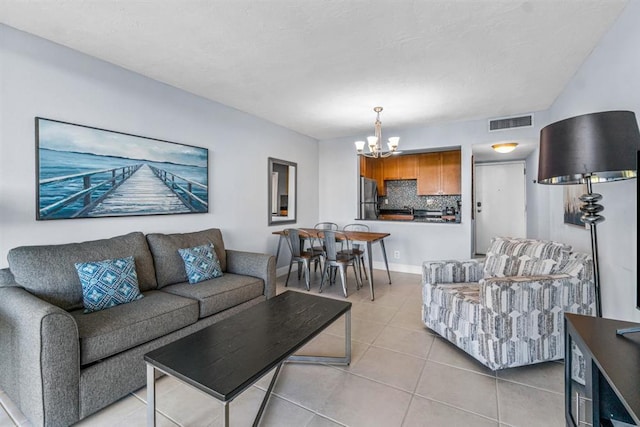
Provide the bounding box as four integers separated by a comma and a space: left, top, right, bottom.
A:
565, 313, 640, 426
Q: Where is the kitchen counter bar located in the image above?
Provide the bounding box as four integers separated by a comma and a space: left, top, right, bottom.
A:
359, 217, 460, 223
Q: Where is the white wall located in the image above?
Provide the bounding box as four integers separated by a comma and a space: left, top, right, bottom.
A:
540, 1, 639, 321
318, 115, 544, 273
0, 24, 319, 268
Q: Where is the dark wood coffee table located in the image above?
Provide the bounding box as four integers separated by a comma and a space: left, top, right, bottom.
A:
144, 291, 352, 426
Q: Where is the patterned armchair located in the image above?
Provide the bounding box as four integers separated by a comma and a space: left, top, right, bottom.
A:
421, 237, 595, 370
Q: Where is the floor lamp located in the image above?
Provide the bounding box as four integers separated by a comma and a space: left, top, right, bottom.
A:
537, 111, 640, 318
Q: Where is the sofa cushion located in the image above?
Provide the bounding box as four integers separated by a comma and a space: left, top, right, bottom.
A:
75, 256, 144, 313
7, 232, 158, 311
178, 243, 223, 284
483, 237, 571, 279
146, 228, 227, 288
161, 273, 264, 318
71, 290, 198, 366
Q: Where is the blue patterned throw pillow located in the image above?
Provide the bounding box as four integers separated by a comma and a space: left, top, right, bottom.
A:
75, 256, 143, 313
178, 243, 223, 284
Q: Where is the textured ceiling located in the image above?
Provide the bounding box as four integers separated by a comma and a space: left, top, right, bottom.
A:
0, 1, 628, 144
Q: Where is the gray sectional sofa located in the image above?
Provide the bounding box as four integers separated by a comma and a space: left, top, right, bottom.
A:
0, 228, 275, 426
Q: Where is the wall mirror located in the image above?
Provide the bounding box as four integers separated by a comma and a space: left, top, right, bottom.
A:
268, 157, 297, 225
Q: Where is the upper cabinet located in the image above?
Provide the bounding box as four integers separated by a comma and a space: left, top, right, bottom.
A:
417, 150, 461, 195
383, 155, 417, 180
360, 156, 386, 195
360, 148, 460, 196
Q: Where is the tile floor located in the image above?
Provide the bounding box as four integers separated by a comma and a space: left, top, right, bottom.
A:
0, 269, 566, 426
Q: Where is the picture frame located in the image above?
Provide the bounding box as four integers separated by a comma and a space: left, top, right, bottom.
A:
36, 117, 209, 220
563, 184, 587, 227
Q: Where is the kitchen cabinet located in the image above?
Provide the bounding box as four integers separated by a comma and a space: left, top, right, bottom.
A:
383, 155, 417, 180
359, 157, 386, 195
371, 158, 385, 195
417, 150, 461, 195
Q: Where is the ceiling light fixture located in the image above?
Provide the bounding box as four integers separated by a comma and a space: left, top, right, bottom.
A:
355, 107, 400, 158
491, 142, 518, 153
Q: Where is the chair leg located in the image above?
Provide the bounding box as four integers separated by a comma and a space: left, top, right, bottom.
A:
319, 263, 329, 293
302, 260, 311, 291
338, 265, 348, 297
285, 261, 293, 287
352, 262, 362, 290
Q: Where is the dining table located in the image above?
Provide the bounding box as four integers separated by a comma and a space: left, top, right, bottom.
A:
272, 228, 392, 301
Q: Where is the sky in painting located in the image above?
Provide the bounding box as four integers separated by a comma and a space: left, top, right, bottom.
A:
37, 118, 207, 167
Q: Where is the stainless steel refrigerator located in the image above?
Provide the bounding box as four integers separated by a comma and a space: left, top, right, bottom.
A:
360, 177, 379, 219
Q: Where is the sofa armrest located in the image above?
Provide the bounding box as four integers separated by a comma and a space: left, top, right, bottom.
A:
0, 286, 80, 426
226, 250, 276, 299
422, 259, 484, 285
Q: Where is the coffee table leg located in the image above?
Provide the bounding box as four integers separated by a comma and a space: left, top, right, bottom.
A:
287, 309, 352, 365
222, 402, 229, 427
252, 362, 283, 427
146, 364, 156, 427
345, 309, 352, 364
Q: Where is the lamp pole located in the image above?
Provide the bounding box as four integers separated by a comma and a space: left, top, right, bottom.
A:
578, 176, 604, 317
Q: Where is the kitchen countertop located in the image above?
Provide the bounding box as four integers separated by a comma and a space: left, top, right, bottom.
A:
374, 209, 460, 223
360, 217, 460, 223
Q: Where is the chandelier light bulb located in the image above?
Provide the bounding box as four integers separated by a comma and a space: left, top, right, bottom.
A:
355, 107, 401, 158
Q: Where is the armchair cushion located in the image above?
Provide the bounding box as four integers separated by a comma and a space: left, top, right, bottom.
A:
483, 237, 571, 278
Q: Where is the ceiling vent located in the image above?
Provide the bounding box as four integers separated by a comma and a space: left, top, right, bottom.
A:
488, 114, 533, 132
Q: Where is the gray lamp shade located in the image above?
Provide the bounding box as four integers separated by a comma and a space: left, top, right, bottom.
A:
538, 111, 640, 184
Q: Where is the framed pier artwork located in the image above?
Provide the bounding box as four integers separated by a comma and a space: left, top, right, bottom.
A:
35, 117, 209, 220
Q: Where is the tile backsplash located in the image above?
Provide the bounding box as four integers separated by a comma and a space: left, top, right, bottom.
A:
380, 180, 461, 211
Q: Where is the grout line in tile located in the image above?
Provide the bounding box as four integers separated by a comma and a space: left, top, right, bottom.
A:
426, 358, 497, 379
323, 362, 416, 396
413, 394, 500, 424
495, 376, 564, 396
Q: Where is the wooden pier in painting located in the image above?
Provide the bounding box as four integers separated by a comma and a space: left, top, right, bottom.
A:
86, 164, 192, 216
38, 163, 208, 219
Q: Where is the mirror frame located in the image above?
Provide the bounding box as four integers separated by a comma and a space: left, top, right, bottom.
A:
268, 157, 297, 226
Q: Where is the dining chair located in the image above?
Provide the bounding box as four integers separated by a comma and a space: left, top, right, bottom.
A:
283, 228, 323, 291
317, 230, 362, 297
310, 222, 339, 271
341, 223, 369, 283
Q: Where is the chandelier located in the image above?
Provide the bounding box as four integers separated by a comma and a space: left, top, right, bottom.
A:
354, 107, 400, 158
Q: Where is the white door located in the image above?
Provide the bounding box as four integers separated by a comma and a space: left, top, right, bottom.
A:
474, 161, 526, 254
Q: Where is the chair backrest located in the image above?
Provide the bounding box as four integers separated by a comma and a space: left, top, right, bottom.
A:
343, 223, 369, 233
284, 228, 307, 257
319, 230, 352, 262
314, 222, 338, 231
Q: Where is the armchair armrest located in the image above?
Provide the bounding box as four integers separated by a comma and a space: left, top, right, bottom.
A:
422, 259, 484, 285
226, 250, 276, 299
0, 286, 80, 426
